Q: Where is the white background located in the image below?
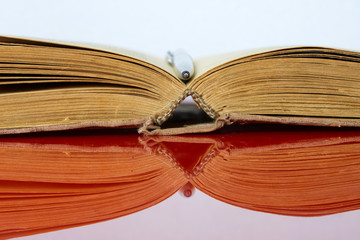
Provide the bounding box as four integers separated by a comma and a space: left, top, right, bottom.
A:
1, 0, 360, 239
1, 0, 360, 58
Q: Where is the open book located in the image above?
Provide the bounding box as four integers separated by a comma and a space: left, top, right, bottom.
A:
1, 129, 360, 239
1, 36, 360, 135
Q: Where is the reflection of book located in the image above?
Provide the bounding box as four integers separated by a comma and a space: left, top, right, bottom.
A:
189, 130, 360, 217
1, 129, 360, 238
1, 36, 360, 135
0, 134, 188, 239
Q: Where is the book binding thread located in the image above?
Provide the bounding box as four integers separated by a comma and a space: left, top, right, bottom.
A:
156, 89, 219, 125
138, 89, 228, 135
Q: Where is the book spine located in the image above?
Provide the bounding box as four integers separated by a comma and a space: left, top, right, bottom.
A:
138, 49, 220, 135
149, 90, 219, 126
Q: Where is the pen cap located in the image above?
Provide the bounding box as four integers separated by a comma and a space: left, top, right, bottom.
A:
171, 49, 194, 81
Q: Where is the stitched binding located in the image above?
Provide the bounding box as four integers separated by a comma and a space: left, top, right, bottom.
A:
154, 90, 191, 125
190, 91, 219, 119
154, 90, 219, 126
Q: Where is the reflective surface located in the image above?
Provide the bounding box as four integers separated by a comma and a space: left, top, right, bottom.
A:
0, 126, 360, 239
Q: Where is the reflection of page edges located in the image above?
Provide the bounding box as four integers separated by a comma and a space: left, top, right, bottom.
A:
0, 141, 147, 153
191, 133, 360, 217
2, 132, 359, 174
227, 135, 360, 155
0, 136, 188, 185
140, 132, 360, 181
0, 137, 189, 239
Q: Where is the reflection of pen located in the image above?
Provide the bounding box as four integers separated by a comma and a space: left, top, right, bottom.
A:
179, 182, 195, 198
166, 49, 194, 81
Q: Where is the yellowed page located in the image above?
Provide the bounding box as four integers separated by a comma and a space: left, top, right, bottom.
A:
191, 47, 290, 80
0, 35, 177, 79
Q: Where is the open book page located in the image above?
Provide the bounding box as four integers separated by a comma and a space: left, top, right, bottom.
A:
0, 35, 178, 79
190, 47, 284, 80
8, 36, 290, 84
0, 36, 189, 134
191, 45, 360, 80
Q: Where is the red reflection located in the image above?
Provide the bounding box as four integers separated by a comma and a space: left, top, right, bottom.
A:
0, 127, 360, 238
179, 182, 195, 198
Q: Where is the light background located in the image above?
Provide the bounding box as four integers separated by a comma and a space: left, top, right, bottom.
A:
1, 0, 360, 239
1, 0, 360, 58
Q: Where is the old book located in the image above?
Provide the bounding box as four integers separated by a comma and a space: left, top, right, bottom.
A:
1, 36, 360, 135
1, 129, 360, 238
